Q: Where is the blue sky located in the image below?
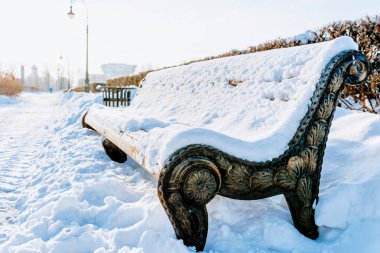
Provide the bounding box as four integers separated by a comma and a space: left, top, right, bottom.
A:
0, 0, 379, 81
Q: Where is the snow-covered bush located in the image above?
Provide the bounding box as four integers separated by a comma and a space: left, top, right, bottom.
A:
0, 73, 22, 96
106, 71, 149, 87
315, 17, 380, 113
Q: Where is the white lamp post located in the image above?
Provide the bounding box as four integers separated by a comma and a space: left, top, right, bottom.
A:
67, 0, 89, 93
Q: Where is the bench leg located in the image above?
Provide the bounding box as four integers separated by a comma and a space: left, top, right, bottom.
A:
284, 176, 318, 239
102, 139, 128, 163
158, 157, 221, 251
82, 112, 95, 130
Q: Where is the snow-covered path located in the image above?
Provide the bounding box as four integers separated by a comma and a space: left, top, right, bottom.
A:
0, 94, 57, 234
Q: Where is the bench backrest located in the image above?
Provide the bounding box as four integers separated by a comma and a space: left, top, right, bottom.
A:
129, 37, 356, 157
86, 36, 370, 173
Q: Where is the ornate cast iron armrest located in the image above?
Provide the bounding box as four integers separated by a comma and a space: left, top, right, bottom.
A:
157, 50, 370, 251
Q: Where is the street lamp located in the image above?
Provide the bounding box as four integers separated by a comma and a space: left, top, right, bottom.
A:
67, 0, 90, 93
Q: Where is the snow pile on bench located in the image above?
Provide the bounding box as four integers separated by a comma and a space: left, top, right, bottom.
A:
87, 36, 357, 174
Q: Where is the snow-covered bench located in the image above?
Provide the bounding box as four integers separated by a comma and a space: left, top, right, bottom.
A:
83, 36, 369, 251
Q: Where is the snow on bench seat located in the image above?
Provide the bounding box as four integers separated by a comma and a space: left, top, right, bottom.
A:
86, 36, 357, 175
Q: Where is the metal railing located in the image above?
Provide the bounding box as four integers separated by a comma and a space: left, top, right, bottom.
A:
101, 86, 135, 107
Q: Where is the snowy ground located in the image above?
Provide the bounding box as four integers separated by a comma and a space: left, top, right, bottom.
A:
1, 92, 380, 253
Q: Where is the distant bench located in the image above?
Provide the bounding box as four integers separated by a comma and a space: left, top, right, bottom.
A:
101, 86, 136, 107
83, 37, 369, 251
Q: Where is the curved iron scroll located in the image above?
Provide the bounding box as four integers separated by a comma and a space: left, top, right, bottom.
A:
158, 50, 370, 251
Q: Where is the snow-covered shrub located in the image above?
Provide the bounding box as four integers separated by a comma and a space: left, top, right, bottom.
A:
0, 73, 22, 96
106, 71, 149, 88
315, 17, 380, 113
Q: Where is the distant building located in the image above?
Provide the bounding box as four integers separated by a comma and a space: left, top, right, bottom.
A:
25, 65, 40, 88
90, 63, 136, 84
102, 64, 136, 80
89, 74, 105, 84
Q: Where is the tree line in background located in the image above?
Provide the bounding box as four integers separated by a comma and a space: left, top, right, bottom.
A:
0, 68, 71, 96
107, 16, 380, 113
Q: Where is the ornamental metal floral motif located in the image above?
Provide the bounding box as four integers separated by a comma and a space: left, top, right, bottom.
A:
157, 50, 369, 251
183, 169, 218, 205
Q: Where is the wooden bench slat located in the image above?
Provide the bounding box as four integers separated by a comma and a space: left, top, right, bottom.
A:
85, 112, 158, 178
